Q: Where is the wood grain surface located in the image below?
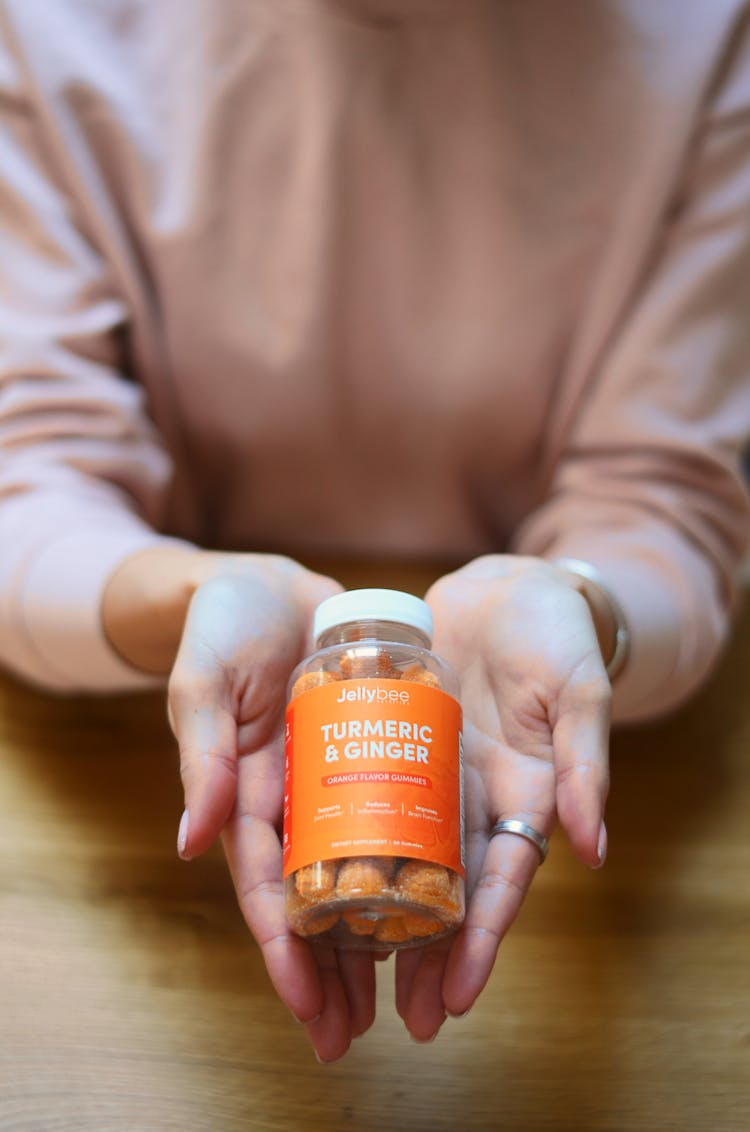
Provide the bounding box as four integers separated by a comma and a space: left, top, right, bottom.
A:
1, 562, 748, 1132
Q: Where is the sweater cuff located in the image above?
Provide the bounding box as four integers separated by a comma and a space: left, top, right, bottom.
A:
533, 529, 727, 722
554, 550, 683, 721
20, 526, 195, 693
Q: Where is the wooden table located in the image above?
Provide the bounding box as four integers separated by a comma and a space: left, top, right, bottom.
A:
1, 563, 748, 1131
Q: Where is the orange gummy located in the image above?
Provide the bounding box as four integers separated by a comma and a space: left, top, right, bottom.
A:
403, 911, 444, 937
303, 909, 340, 935
400, 664, 442, 689
290, 669, 340, 700
396, 859, 458, 910
287, 882, 340, 936
295, 859, 338, 900
374, 916, 412, 944
336, 856, 395, 898
342, 910, 378, 936
339, 650, 398, 680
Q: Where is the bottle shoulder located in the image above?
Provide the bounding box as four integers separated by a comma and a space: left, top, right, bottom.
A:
289, 638, 459, 701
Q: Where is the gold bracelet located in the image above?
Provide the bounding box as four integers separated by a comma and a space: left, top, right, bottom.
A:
552, 557, 631, 682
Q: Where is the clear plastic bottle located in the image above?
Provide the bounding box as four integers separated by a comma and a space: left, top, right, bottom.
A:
283, 588, 465, 949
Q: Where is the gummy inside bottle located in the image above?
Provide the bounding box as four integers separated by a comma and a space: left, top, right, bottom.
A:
285, 855, 465, 949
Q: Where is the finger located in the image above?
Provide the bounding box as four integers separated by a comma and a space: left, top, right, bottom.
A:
305, 949, 354, 1063
397, 941, 451, 1042
441, 827, 542, 1017
170, 694, 238, 859
552, 657, 611, 867
335, 949, 377, 1038
395, 945, 423, 1020
168, 575, 296, 859
221, 787, 324, 1027
168, 588, 241, 859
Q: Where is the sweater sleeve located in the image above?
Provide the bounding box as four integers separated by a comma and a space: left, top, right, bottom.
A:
0, 27, 189, 693
512, 20, 750, 723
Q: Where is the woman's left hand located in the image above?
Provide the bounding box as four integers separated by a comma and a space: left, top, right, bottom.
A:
395, 555, 612, 1041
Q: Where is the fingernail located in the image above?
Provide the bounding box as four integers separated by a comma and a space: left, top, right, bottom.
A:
446, 1007, 472, 1019
177, 808, 190, 859
594, 820, 608, 868
410, 1014, 446, 1043
295, 1012, 322, 1026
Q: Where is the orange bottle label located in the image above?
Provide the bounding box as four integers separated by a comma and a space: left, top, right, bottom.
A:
283, 679, 464, 878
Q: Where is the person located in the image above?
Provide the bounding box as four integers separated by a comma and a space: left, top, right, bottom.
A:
1, 0, 749, 1062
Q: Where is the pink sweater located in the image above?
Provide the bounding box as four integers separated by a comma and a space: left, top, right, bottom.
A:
0, 1, 749, 719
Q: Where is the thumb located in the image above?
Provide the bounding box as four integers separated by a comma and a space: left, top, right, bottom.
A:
167, 563, 339, 859
166, 579, 256, 861
552, 656, 611, 868
169, 679, 239, 861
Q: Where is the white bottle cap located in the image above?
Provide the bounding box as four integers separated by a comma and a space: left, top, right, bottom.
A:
313, 588, 433, 645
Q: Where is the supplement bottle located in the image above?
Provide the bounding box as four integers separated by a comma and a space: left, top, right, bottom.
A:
283, 588, 465, 949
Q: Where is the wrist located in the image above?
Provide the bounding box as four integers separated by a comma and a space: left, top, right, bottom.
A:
552, 557, 630, 681
102, 544, 207, 675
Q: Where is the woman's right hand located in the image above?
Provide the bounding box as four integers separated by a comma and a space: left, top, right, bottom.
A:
103, 548, 375, 1061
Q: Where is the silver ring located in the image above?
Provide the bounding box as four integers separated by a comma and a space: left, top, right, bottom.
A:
489, 819, 549, 864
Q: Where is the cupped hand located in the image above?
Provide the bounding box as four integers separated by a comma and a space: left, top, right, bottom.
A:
166, 554, 376, 1061
396, 555, 612, 1041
